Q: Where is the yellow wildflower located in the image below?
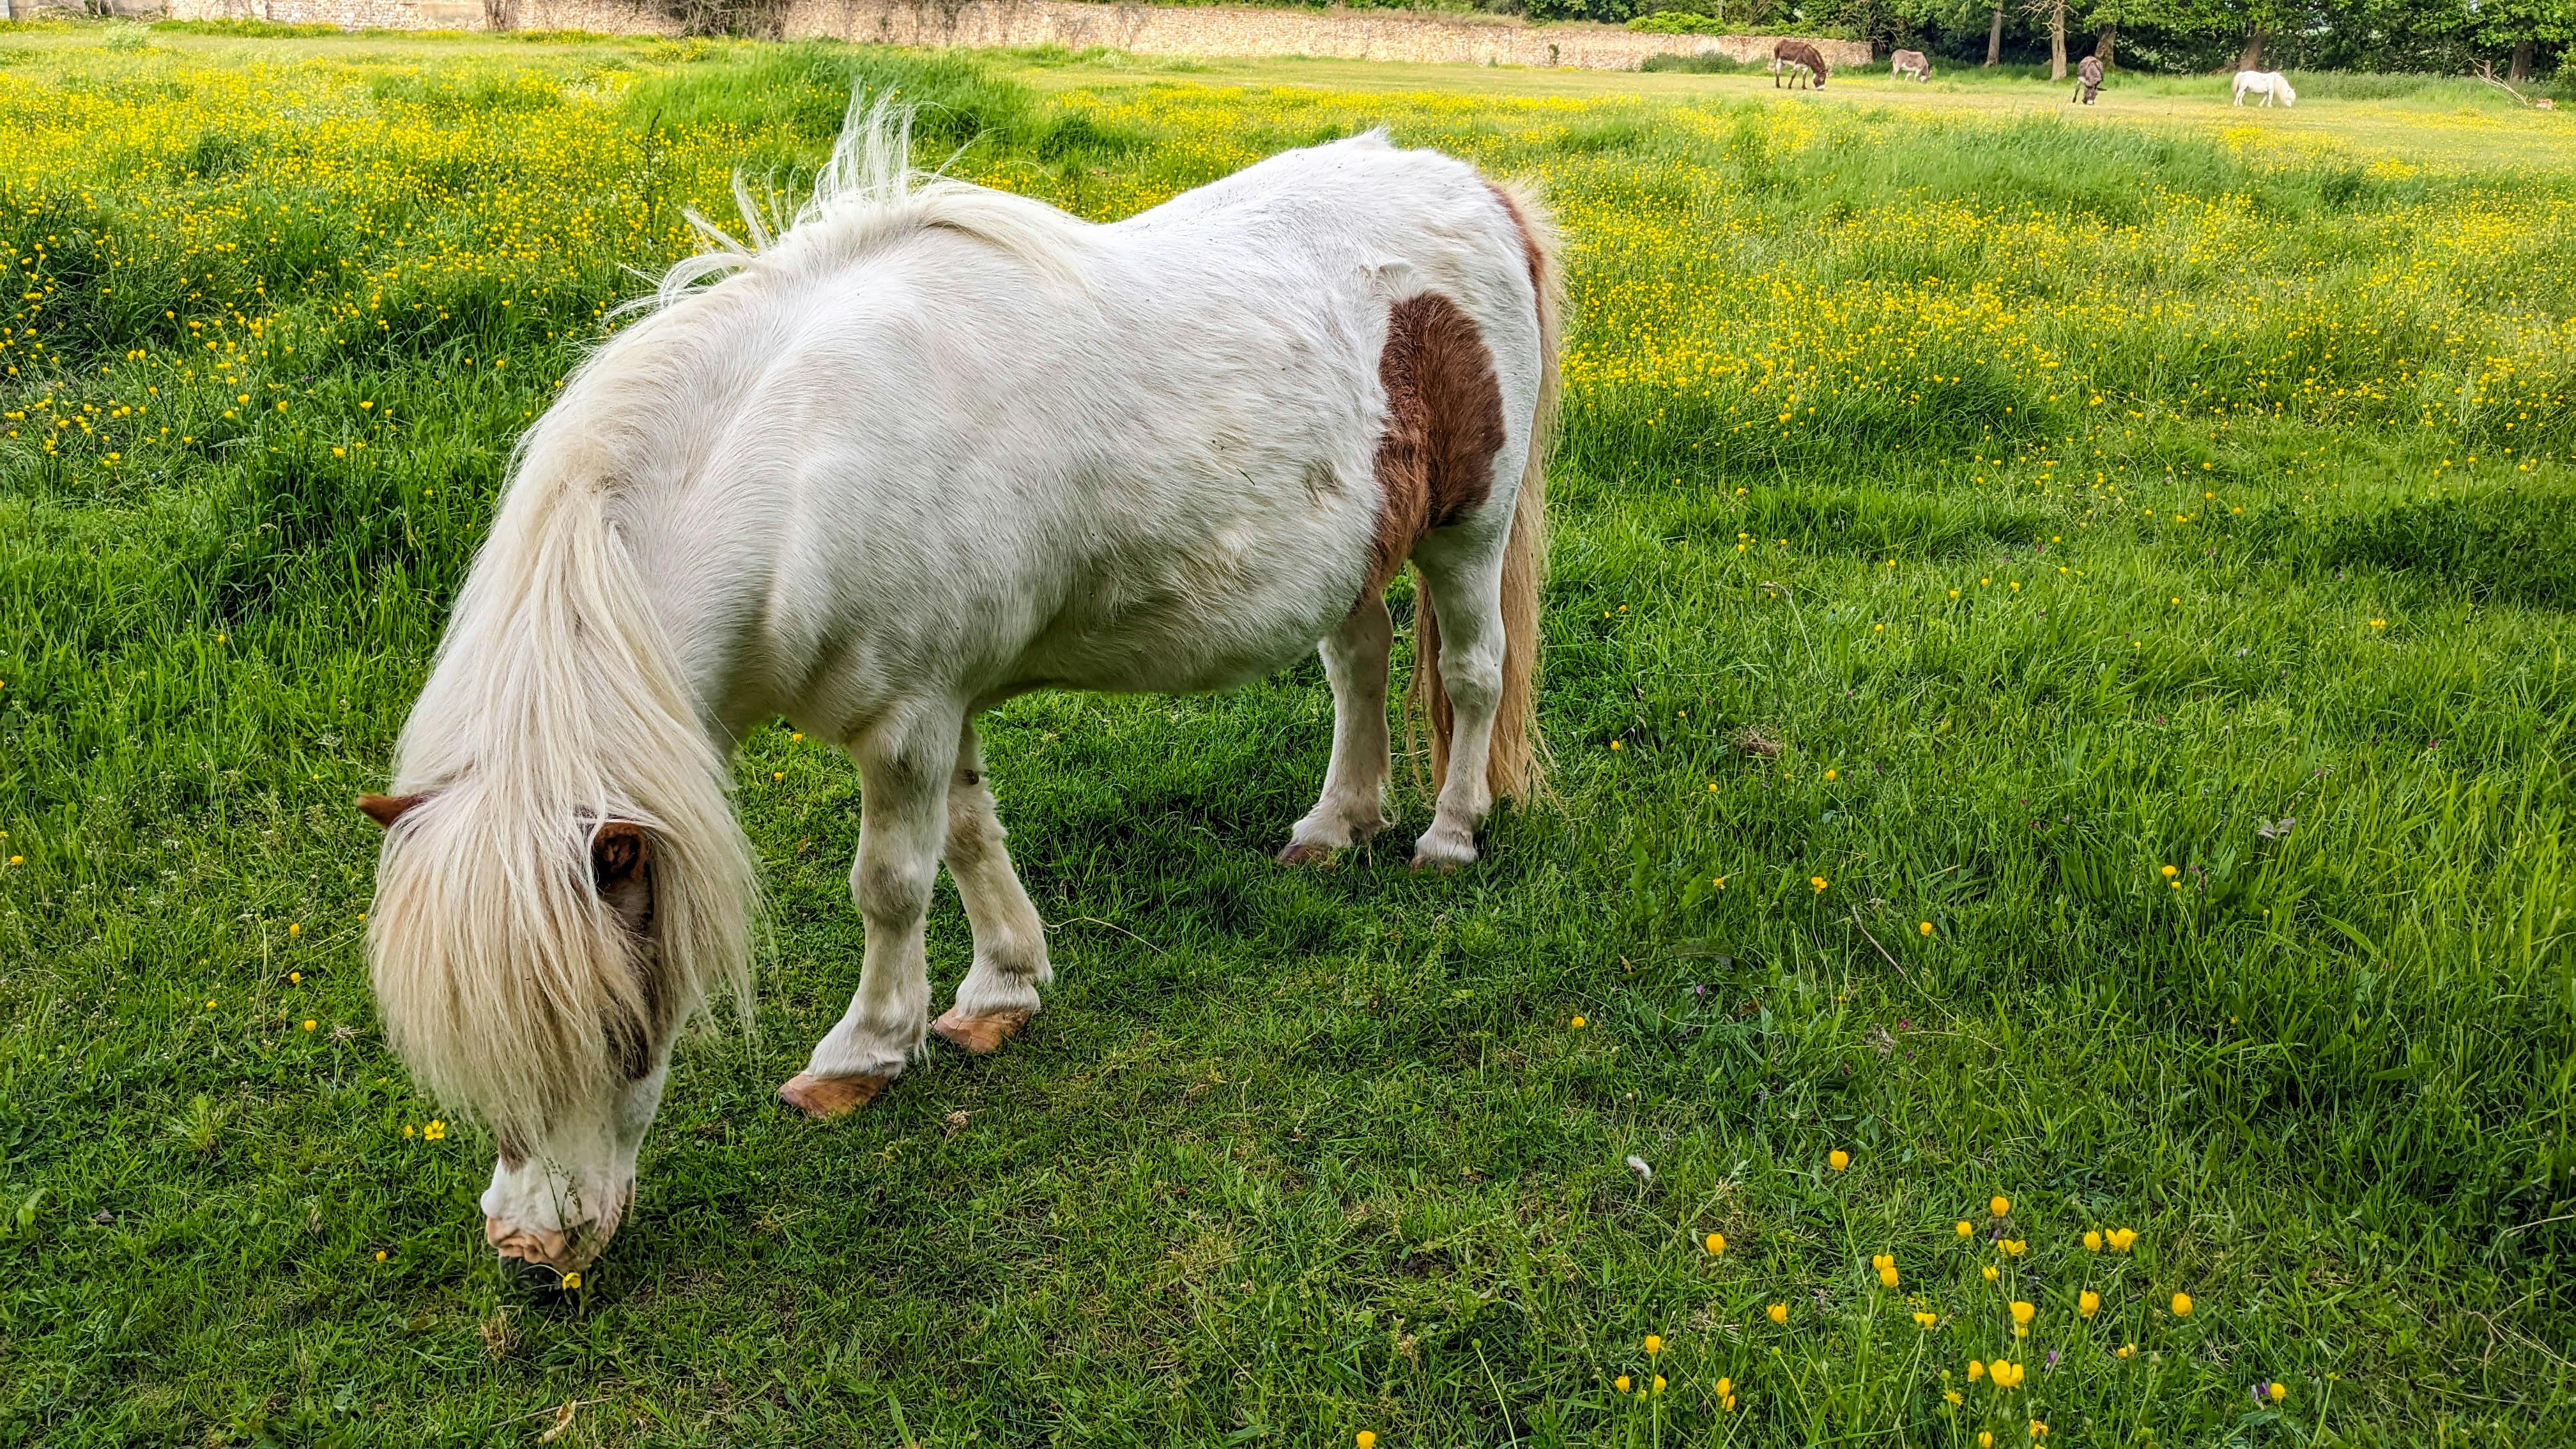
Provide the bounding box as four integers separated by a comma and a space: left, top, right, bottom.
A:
1830, 1149, 1850, 1171
1768, 1303, 1788, 1324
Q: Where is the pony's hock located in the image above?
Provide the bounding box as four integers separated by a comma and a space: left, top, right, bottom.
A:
360, 97, 1563, 1272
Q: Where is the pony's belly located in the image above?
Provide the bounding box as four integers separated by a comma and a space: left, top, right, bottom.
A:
1006, 528, 1368, 696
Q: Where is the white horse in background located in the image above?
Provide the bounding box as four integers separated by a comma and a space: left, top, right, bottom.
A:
356, 100, 1562, 1285
2233, 70, 2297, 106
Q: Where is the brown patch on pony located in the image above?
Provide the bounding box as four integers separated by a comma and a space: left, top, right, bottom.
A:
1368, 292, 1507, 590
357, 793, 425, 828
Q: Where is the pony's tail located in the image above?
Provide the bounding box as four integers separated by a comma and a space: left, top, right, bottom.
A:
1418, 180, 1563, 807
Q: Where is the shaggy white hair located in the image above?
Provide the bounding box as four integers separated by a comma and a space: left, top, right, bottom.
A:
368, 98, 1114, 1153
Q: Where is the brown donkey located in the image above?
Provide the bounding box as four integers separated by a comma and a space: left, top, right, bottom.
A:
1772, 38, 1831, 89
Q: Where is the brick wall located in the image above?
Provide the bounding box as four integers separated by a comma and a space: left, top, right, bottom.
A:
155, 0, 1872, 73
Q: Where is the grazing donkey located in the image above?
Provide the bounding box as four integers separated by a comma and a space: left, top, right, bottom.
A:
2233, 69, 2296, 106
1774, 38, 1831, 88
1892, 49, 1932, 82
356, 100, 1563, 1285
2074, 53, 2104, 103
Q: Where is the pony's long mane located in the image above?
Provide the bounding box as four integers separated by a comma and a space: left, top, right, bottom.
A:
369, 410, 758, 1153
369, 96, 1063, 1152
629, 95, 1089, 318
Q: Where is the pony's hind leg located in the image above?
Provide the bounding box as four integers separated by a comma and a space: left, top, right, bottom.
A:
780, 705, 960, 1119
933, 719, 1052, 1054
1281, 593, 1395, 864
1409, 545, 1508, 871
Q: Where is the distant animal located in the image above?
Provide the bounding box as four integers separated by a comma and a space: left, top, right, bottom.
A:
1773, 38, 1830, 89
2074, 53, 2103, 103
2233, 69, 2296, 107
358, 100, 1562, 1287
1892, 49, 1931, 82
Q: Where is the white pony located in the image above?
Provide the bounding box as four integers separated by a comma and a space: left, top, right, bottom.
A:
356, 100, 1561, 1285
2233, 70, 2297, 107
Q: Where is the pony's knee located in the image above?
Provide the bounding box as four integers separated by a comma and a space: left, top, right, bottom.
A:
1441, 653, 1505, 717
852, 855, 933, 926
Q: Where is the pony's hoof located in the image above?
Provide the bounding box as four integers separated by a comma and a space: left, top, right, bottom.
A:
778, 1071, 893, 1119
933, 1006, 1032, 1056
1277, 841, 1336, 866
1410, 831, 1478, 872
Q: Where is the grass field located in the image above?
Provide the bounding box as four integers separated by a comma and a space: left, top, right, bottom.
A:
4, 20, 2575, 1447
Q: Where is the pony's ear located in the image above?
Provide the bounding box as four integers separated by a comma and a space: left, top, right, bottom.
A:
590, 822, 657, 948
358, 793, 424, 828
590, 822, 652, 893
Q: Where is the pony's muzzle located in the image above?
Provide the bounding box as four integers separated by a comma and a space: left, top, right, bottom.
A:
486, 1215, 610, 1284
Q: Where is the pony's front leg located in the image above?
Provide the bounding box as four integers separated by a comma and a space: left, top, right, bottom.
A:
779, 707, 960, 1119
933, 719, 1052, 1055
1411, 551, 1506, 872
1281, 593, 1395, 864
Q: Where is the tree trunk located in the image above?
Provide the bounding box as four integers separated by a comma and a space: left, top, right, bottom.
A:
2235, 28, 2269, 71
1986, 0, 2004, 65
2096, 22, 2116, 67
2510, 38, 2534, 83
2050, 0, 2067, 80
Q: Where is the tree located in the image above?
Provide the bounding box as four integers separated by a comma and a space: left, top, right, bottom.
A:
2084, 0, 2139, 65
2036, 0, 2069, 76
2462, 0, 2575, 80
2143, 0, 2319, 70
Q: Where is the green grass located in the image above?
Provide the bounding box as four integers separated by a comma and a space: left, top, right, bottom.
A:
3, 25, 2575, 1447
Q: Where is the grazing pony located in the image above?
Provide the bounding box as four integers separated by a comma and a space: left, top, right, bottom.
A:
1891, 49, 1932, 82
357, 100, 1562, 1285
2074, 53, 2104, 103
2233, 69, 2296, 106
1773, 38, 1830, 89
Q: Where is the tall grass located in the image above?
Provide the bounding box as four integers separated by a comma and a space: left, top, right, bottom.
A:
1, 29, 2572, 1446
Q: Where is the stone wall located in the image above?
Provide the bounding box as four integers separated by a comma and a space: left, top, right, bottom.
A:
153, 0, 1873, 73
